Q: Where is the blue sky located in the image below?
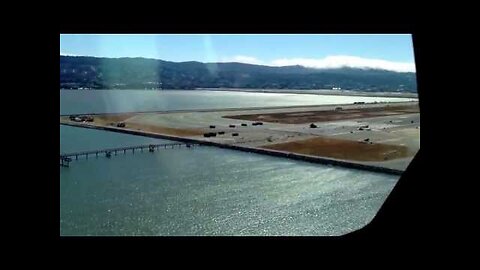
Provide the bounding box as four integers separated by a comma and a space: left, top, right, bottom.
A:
60, 34, 416, 72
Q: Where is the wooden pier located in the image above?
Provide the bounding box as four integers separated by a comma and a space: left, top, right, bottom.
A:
60, 143, 198, 166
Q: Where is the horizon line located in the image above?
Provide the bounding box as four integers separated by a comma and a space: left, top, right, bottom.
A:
60, 54, 416, 73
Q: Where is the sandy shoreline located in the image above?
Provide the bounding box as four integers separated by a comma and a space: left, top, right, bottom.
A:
61, 101, 419, 172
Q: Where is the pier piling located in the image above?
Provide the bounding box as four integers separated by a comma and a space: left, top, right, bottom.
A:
60, 143, 197, 166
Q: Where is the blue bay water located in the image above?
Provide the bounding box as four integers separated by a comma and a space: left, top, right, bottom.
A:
60, 90, 401, 236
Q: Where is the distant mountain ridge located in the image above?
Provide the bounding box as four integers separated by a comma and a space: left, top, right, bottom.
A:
60, 55, 417, 92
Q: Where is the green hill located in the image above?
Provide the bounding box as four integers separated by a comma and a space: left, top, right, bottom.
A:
60, 56, 417, 92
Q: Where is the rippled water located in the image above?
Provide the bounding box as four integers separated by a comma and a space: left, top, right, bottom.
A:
60, 89, 415, 115
60, 90, 401, 236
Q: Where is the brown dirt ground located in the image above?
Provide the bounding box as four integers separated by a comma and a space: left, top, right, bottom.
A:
91, 113, 138, 125
224, 104, 420, 124
61, 113, 204, 137
116, 122, 205, 136
260, 136, 411, 162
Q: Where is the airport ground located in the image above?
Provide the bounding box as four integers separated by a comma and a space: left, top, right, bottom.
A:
60, 101, 420, 171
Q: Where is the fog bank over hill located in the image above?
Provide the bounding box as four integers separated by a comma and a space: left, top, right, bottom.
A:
60, 55, 417, 92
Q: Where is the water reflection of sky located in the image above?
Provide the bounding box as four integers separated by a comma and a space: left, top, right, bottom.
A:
60, 90, 415, 115
60, 125, 399, 236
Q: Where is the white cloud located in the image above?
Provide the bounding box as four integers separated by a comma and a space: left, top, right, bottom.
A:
270, 55, 415, 72
222, 55, 415, 72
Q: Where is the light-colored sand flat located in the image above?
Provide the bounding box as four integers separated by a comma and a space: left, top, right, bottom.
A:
61, 101, 420, 171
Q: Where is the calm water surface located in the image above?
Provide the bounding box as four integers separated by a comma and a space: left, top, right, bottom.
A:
60, 89, 415, 115
60, 90, 401, 236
